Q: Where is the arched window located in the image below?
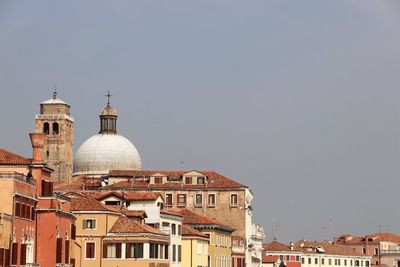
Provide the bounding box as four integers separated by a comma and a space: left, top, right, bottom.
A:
43, 122, 50, 134
53, 122, 59, 135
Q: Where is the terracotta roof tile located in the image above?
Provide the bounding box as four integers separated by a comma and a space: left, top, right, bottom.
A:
54, 175, 101, 191
336, 232, 400, 245
294, 241, 365, 256
107, 170, 247, 190
166, 208, 234, 232
0, 148, 31, 165
182, 225, 209, 239
262, 255, 279, 264
70, 197, 113, 212
263, 241, 300, 252
109, 217, 166, 235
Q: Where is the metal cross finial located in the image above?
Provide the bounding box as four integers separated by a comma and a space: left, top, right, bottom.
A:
105, 91, 112, 105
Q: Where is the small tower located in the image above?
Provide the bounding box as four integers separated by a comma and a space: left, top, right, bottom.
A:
35, 91, 74, 182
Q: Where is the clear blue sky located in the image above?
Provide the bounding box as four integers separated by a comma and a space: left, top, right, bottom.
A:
1, 1, 400, 242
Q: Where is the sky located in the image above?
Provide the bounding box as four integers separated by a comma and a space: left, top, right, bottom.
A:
1, 0, 400, 243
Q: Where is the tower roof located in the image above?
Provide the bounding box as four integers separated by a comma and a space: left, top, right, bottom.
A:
41, 91, 69, 105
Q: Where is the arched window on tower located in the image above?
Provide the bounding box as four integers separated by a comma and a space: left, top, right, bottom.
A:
43, 122, 50, 134
53, 122, 59, 135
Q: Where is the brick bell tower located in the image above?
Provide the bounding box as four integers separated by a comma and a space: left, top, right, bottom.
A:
35, 90, 74, 182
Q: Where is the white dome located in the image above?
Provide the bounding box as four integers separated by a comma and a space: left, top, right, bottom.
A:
73, 133, 142, 177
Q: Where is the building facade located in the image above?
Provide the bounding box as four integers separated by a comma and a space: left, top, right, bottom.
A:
336, 233, 400, 267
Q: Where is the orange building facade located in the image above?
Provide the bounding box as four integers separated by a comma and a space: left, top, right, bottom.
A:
0, 133, 75, 267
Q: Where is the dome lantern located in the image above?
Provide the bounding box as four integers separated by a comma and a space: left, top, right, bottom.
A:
99, 91, 118, 134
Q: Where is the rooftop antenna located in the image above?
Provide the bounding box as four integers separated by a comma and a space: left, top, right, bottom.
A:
105, 90, 112, 106
272, 218, 277, 241
179, 160, 185, 170
379, 224, 383, 233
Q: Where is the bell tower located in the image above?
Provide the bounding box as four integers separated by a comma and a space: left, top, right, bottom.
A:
35, 91, 74, 182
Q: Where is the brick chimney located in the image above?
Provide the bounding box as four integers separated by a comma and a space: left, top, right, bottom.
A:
29, 133, 46, 163
29, 133, 46, 196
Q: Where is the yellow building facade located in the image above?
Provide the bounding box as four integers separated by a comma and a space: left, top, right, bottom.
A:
182, 225, 209, 267
71, 196, 170, 267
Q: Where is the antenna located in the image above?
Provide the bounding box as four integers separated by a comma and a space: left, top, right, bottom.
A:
53, 84, 58, 99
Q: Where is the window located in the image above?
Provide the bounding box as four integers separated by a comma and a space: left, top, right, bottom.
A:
302, 258, 305, 264
286, 255, 290, 261
366, 261, 369, 267
374, 248, 379, 255
171, 224, 176, 235
56, 238, 62, 263
308, 258, 312, 264
71, 224, 76, 240
363, 248, 366, 254
103, 243, 121, 258
178, 245, 181, 262
315, 258, 318, 264
164, 245, 169, 259
322, 258, 325, 265
230, 193, 238, 207
296, 256, 300, 261
15, 202, 21, 217
177, 194, 186, 207
338, 260, 341, 265
166, 194, 173, 207
85, 242, 95, 259
83, 219, 96, 229
126, 243, 144, 258
31, 207, 35, 221
185, 177, 192, 184
150, 244, 159, 259
208, 194, 216, 207
20, 243, 27, 265
355, 260, 360, 267
104, 201, 121, 206
197, 177, 205, 184
154, 177, 163, 184
43, 122, 50, 134
172, 245, 176, 262
195, 194, 203, 207
329, 259, 332, 265
65, 240, 70, 263
344, 260, 347, 266
11, 243, 18, 265
53, 122, 59, 134
178, 225, 182, 236
41, 180, 53, 197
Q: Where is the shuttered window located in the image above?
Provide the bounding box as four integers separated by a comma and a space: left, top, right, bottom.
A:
56, 238, 62, 263
85, 243, 95, 259
20, 244, 26, 265
65, 240, 70, 263
71, 224, 76, 240
15, 203, 21, 217
11, 243, 18, 265
31, 207, 35, 221
0, 248, 4, 267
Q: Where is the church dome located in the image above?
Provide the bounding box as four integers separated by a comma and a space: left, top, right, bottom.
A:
73, 95, 142, 177
73, 133, 142, 177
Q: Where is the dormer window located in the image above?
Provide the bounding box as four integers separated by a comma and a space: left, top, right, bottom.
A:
154, 177, 163, 184
197, 177, 205, 185
185, 177, 192, 184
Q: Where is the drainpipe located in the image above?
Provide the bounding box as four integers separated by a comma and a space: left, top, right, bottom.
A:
191, 239, 193, 267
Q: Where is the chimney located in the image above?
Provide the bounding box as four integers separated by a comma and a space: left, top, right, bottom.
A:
29, 133, 46, 163
290, 242, 294, 251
